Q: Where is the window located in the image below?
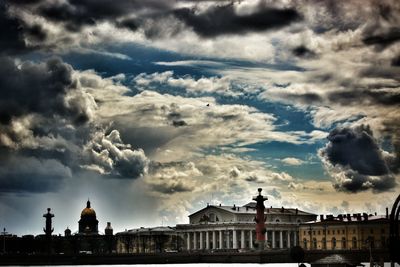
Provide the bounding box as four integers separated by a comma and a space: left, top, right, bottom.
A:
352, 237, 357, 249
327, 230, 330, 234
318, 230, 321, 235
381, 236, 386, 248
275, 219, 280, 222
332, 238, 336, 249
353, 229, 356, 234
332, 230, 335, 235
370, 229, 374, 234
342, 230, 345, 234
342, 237, 346, 249
323, 230, 326, 235
322, 237, 326, 249
303, 238, 307, 249
304, 231, 306, 235
313, 238, 317, 249
381, 228, 385, 234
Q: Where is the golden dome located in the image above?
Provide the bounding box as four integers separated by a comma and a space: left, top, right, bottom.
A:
81, 200, 96, 217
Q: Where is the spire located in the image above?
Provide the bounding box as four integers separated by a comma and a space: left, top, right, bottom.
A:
87, 198, 91, 208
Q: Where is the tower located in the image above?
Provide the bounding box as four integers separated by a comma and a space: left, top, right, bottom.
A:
43, 208, 54, 237
105, 222, 113, 236
78, 199, 99, 234
253, 188, 268, 250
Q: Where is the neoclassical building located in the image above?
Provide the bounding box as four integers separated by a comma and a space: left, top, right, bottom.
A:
176, 202, 317, 251
299, 213, 390, 250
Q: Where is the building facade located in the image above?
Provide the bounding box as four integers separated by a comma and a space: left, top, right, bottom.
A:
299, 213, 390, 250
176, 202, 317, 251
116, 227, 182, 253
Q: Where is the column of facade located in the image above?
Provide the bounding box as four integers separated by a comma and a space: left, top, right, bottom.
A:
219, 230, 223, 249
187, 232, 191, 250
241, 230, 245, 249
287, 231, 291, 248
294, 231, 297, 246
199, 231, 203, 249
249, 230, 253, 249
206, 231, 210, 250
280, 231, 283, 249
272, 231, 276, 248
212, 231, 216, 249
232, 229, 238, 249
193, 232, 197, 250
226, 230, 230, 249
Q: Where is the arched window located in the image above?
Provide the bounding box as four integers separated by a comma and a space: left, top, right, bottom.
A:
322, 237, 326, 249
341, 237, 346, 249
297, 219, 302, 223
275, 219, 280, 222
332, 238, 336, 249
303, 238, 308, 249
352, 237, 357, 249
312, 238, 317, 249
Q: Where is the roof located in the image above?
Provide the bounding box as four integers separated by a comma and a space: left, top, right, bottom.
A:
302, 214, 389, 225
189, 202, 316, 217
116, 226, 176, 235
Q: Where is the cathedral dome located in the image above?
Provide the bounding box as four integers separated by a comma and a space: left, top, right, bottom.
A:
81, 200, 96, 218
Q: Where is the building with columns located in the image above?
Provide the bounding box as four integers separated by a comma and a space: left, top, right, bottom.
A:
176, 202, 317, 251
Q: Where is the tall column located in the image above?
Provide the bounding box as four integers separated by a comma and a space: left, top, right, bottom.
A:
206, 231, 210, 250
199, 231, 203, 249
250, 230, 253, 249
287, 231, 291, 248
233, 229, 238, 249
187, 232, 191, 250
226, 230, 230, 249
241, 230, 245, 249
280, 231, 283, 249
193, 232, 197, 250
272, 231, 276, 248
294, 231, 297, 246
212, 231, 216, 249
219, 230, 223, 249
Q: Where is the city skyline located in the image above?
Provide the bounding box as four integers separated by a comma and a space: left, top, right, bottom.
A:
0, 0, 399, 236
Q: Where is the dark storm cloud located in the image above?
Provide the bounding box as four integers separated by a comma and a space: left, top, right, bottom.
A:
362, 27, 400, 49
292, 46, 317, 59
173, 4, 301, 37
391, 55, 400, 66
37, 0, 173, 31
0, 3, 35, 55
320, 125, 397, 193
0, 153, 71, 193
0, 56, 90, 126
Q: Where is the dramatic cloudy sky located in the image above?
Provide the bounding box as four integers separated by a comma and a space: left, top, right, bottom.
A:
1, 0, 399, 235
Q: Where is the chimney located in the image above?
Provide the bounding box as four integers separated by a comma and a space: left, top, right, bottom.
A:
320, 215, 324, 221
237, 207, 240, 211
281, 206, 285, 213
357, 213, 362, 221
386, 207, 389, 219
246, 206, 249, 211
295, 208, 298, 215
219, 203, 221, 207
338, 214, 343, 221
347, 214, 351, 221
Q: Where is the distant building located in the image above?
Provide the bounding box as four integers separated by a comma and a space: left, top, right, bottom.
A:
78, 200, 99, 235
116, 226, 181, 253
176, 202, 317, 251
299, 213, 390, 250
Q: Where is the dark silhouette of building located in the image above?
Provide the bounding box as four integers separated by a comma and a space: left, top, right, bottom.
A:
78, 200, 98, 235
